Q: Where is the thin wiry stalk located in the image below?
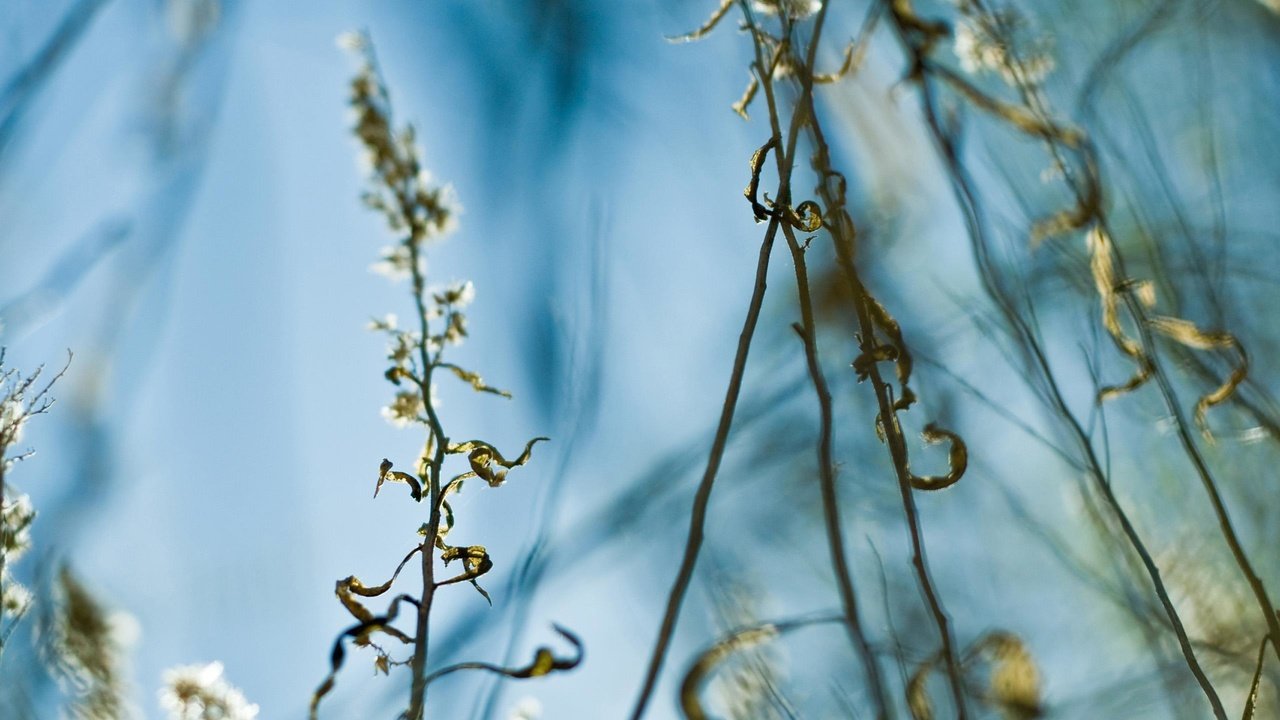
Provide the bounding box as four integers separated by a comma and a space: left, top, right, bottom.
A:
629, 6, 848, 716
406, 231, 446, 720
1135, 307, 1280, 664
786, 238, 892, 719
876, 3, 1228, 716
972, 0, 1280, 670
627, 175, 784, 720
327, 36, 567, 719
746, 4, 892, 715
0, 350, 70, 661
788, 51, 971, 720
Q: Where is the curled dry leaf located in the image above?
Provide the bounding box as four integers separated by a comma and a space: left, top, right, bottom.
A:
970, 631, 1042, 719
437, 544, 494, 605
678, 616, 842, 720
909, 423, 968, 491
1031, 159, 1101, 245
745, 136, 780, 222
310, 594, 421, 720
680, 625, 779, 720
1147, 315, 1248, 441
374, 458, 423, 501
937, 66, 1083, 147
1087, 225, 1153, 402
788, 200, 823, 232
447, 437, 549, 487
422, 625, 584, 687
441, 362, 512, 397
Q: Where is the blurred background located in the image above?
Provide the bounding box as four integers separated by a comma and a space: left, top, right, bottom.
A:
2, 0, 1279, 718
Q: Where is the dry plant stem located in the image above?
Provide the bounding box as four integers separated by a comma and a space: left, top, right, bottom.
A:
838, 226, 970, 720
785, 227, 891, 720
627, 211, 782, 720
750, 7, 891, 716
1134, 304, 1280, 663
0, 351, 69, 659
405, 201, 447, 720
783, 45, 970, 720
976, 0, 1280, 667
630, 7, 848, 716
877, 6, 1227, 716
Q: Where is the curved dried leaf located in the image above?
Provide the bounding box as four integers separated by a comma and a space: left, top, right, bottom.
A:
678, 615, 842, 720
868, 295, 913, 391
938, 67, 1083, 146
336, 578, 375, 624
448, 437, 549, 487
1087, 225, 1152, 402
681, 626, 780, 720
339, 547, 422, 604
438, 544, 494, 604
310, 594, 419, 719
422, 625, 584, 687
1148, 315, 1249, 440
447, 437, 549, 467
373, 459, 422, 501
1031, 164, 1101, 245
441, 363, 512, 397
504, 624, 585, 677
788, 200, 823, 232
853, 345, 899, 382
745, 136, 780, 221
971, 631, 1042, 719
909, 423, 968, 491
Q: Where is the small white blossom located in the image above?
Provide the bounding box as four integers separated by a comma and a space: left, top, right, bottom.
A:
370, 245, 425, 282
2, 492, 35, 562
159, 662, 259, 720
953, 14, 1054, 86
355, 147, 378, 177
751, 0, 822, 19
382, 390, 424, 428
1, 575, 31, 615
1, 397, 27, 446
381, 384, 438, 427
367, 313, 398, 332
109, 610, 143, 649
335, 31, 366, 52
434, 280, 475, 309
423, 182, 462, 239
